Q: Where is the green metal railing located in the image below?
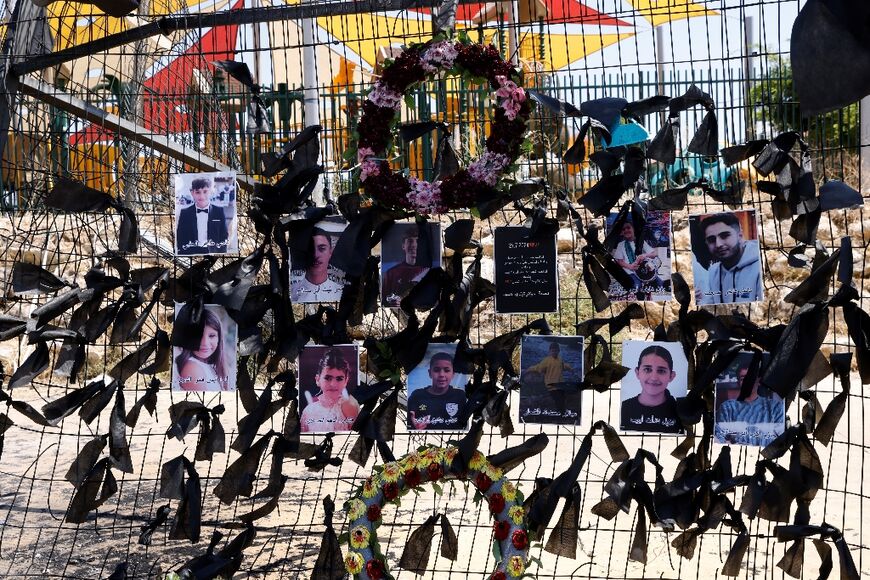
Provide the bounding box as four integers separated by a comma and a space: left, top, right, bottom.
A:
4, 64, 862, 212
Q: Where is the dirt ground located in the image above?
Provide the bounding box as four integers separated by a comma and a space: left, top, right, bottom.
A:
2, 369, 868, 579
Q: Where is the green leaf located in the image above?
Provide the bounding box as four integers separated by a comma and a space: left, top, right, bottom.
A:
527, 555, 543, 569
404, 93, 416, 110
470, 206, 481, 219
432, 482, 443, 496
337, 531, 349, 544
492, 538, 503, 562
520, 139, 534, 154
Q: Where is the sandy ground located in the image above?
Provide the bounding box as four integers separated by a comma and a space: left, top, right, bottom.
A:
1, 371, 869, 580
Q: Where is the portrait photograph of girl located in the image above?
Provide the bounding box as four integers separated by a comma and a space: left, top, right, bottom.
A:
173, 304, 237, 392
298, 344, 360, 433
620, 340, 688, 434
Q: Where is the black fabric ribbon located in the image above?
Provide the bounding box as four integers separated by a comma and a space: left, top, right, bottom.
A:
311, 496, 344, 580
167, 401, 227, 462
12, 262, 69, 294
124, 377, 160, 428
160, 455, 202, 543
45, 177, 139, 253
773, 523, 860, 580
138, 504, 170, 546
65, 457, 118, 524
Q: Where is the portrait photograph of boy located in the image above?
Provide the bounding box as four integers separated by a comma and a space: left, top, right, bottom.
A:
714, 351, 785, 447
689, 209, 763, 305
298, 344, 360, 434
290, 216, 348, 303
173, 303, 238, 392
620, 340, 688, 434
174, 171, 238, 256
406, 343, 468, 432
605, 210, 672, 302
519, 335, 583, 425
380, 222, 441, 308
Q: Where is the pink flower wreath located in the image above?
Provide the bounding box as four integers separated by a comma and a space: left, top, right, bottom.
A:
353, 39, 531, 215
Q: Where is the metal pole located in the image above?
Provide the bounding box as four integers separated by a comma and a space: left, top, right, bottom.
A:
121, 0, 152, 207
301, 0, 323, 203
743, 15, 755, 141
861, 96, 870, 194
507, 0, 519, 66
655, 25, 666, 126
10, 0, 490, 78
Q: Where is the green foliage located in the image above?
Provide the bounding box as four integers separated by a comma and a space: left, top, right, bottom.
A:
491, 538, 503, 561
749, 56, 859, 147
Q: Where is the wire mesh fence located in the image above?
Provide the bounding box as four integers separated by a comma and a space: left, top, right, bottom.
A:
0, 0, 869, 578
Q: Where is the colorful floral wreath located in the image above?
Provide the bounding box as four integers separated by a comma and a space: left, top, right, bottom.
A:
354, 38, 531, 215
342, 445, 531, 579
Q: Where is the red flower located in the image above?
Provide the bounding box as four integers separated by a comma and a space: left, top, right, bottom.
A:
490, 571, 507, 580
404, 468, 422, 488
475, 472, 493, 492
365, 558, 386, 580
489, 493, 506, 514
427, 462, 444, 482
493, 520, 511, 541
511, 529, 528, 550
366, 504, 382, 522
383, 482, 399, 501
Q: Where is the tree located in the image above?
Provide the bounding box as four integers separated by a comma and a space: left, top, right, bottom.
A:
749, 56, 859, 149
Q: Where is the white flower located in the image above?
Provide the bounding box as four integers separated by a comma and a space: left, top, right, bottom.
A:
406, 176, 444, 215
421, 40, 459, 74
368, 82, 402, 109
467, 151, 511, 187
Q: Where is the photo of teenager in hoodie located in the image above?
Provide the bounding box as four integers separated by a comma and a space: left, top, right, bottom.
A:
689, 210, 763, 305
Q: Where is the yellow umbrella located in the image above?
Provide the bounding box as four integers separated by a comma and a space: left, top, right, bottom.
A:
624, 0, 718, 27
468, 0, 635, 71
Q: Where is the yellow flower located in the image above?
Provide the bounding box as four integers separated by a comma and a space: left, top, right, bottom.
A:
402, 452, 421, 470
508, 505, 525, 525
381, 461, 402, 483
501, 481, 517, 502
468, 451, 486, 471
362, 476, 379, 498
483, 463, 503, 481
347, 499, 366, 520
422, 446, 444, 464
507, 555, 526, 577
344, 551, 364, 574
350, 525, 371, 549
444, 446, 459, 464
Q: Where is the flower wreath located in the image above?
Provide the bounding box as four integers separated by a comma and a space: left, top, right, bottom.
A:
342, 445, 531, 579
354, 38, 531, 215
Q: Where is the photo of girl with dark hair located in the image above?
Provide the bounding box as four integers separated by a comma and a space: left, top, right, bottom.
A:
620, 341, 687, 434
299, 344, 360, 433
173, 305, 237, 391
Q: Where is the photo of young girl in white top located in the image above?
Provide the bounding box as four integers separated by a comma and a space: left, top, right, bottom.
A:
173, 305, 237, 392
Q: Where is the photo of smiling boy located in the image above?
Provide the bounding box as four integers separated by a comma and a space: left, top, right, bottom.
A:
406, 344, 468, 431
620, 341, 688, 434
298, 344, 360, 433
689, 210, 762, 305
